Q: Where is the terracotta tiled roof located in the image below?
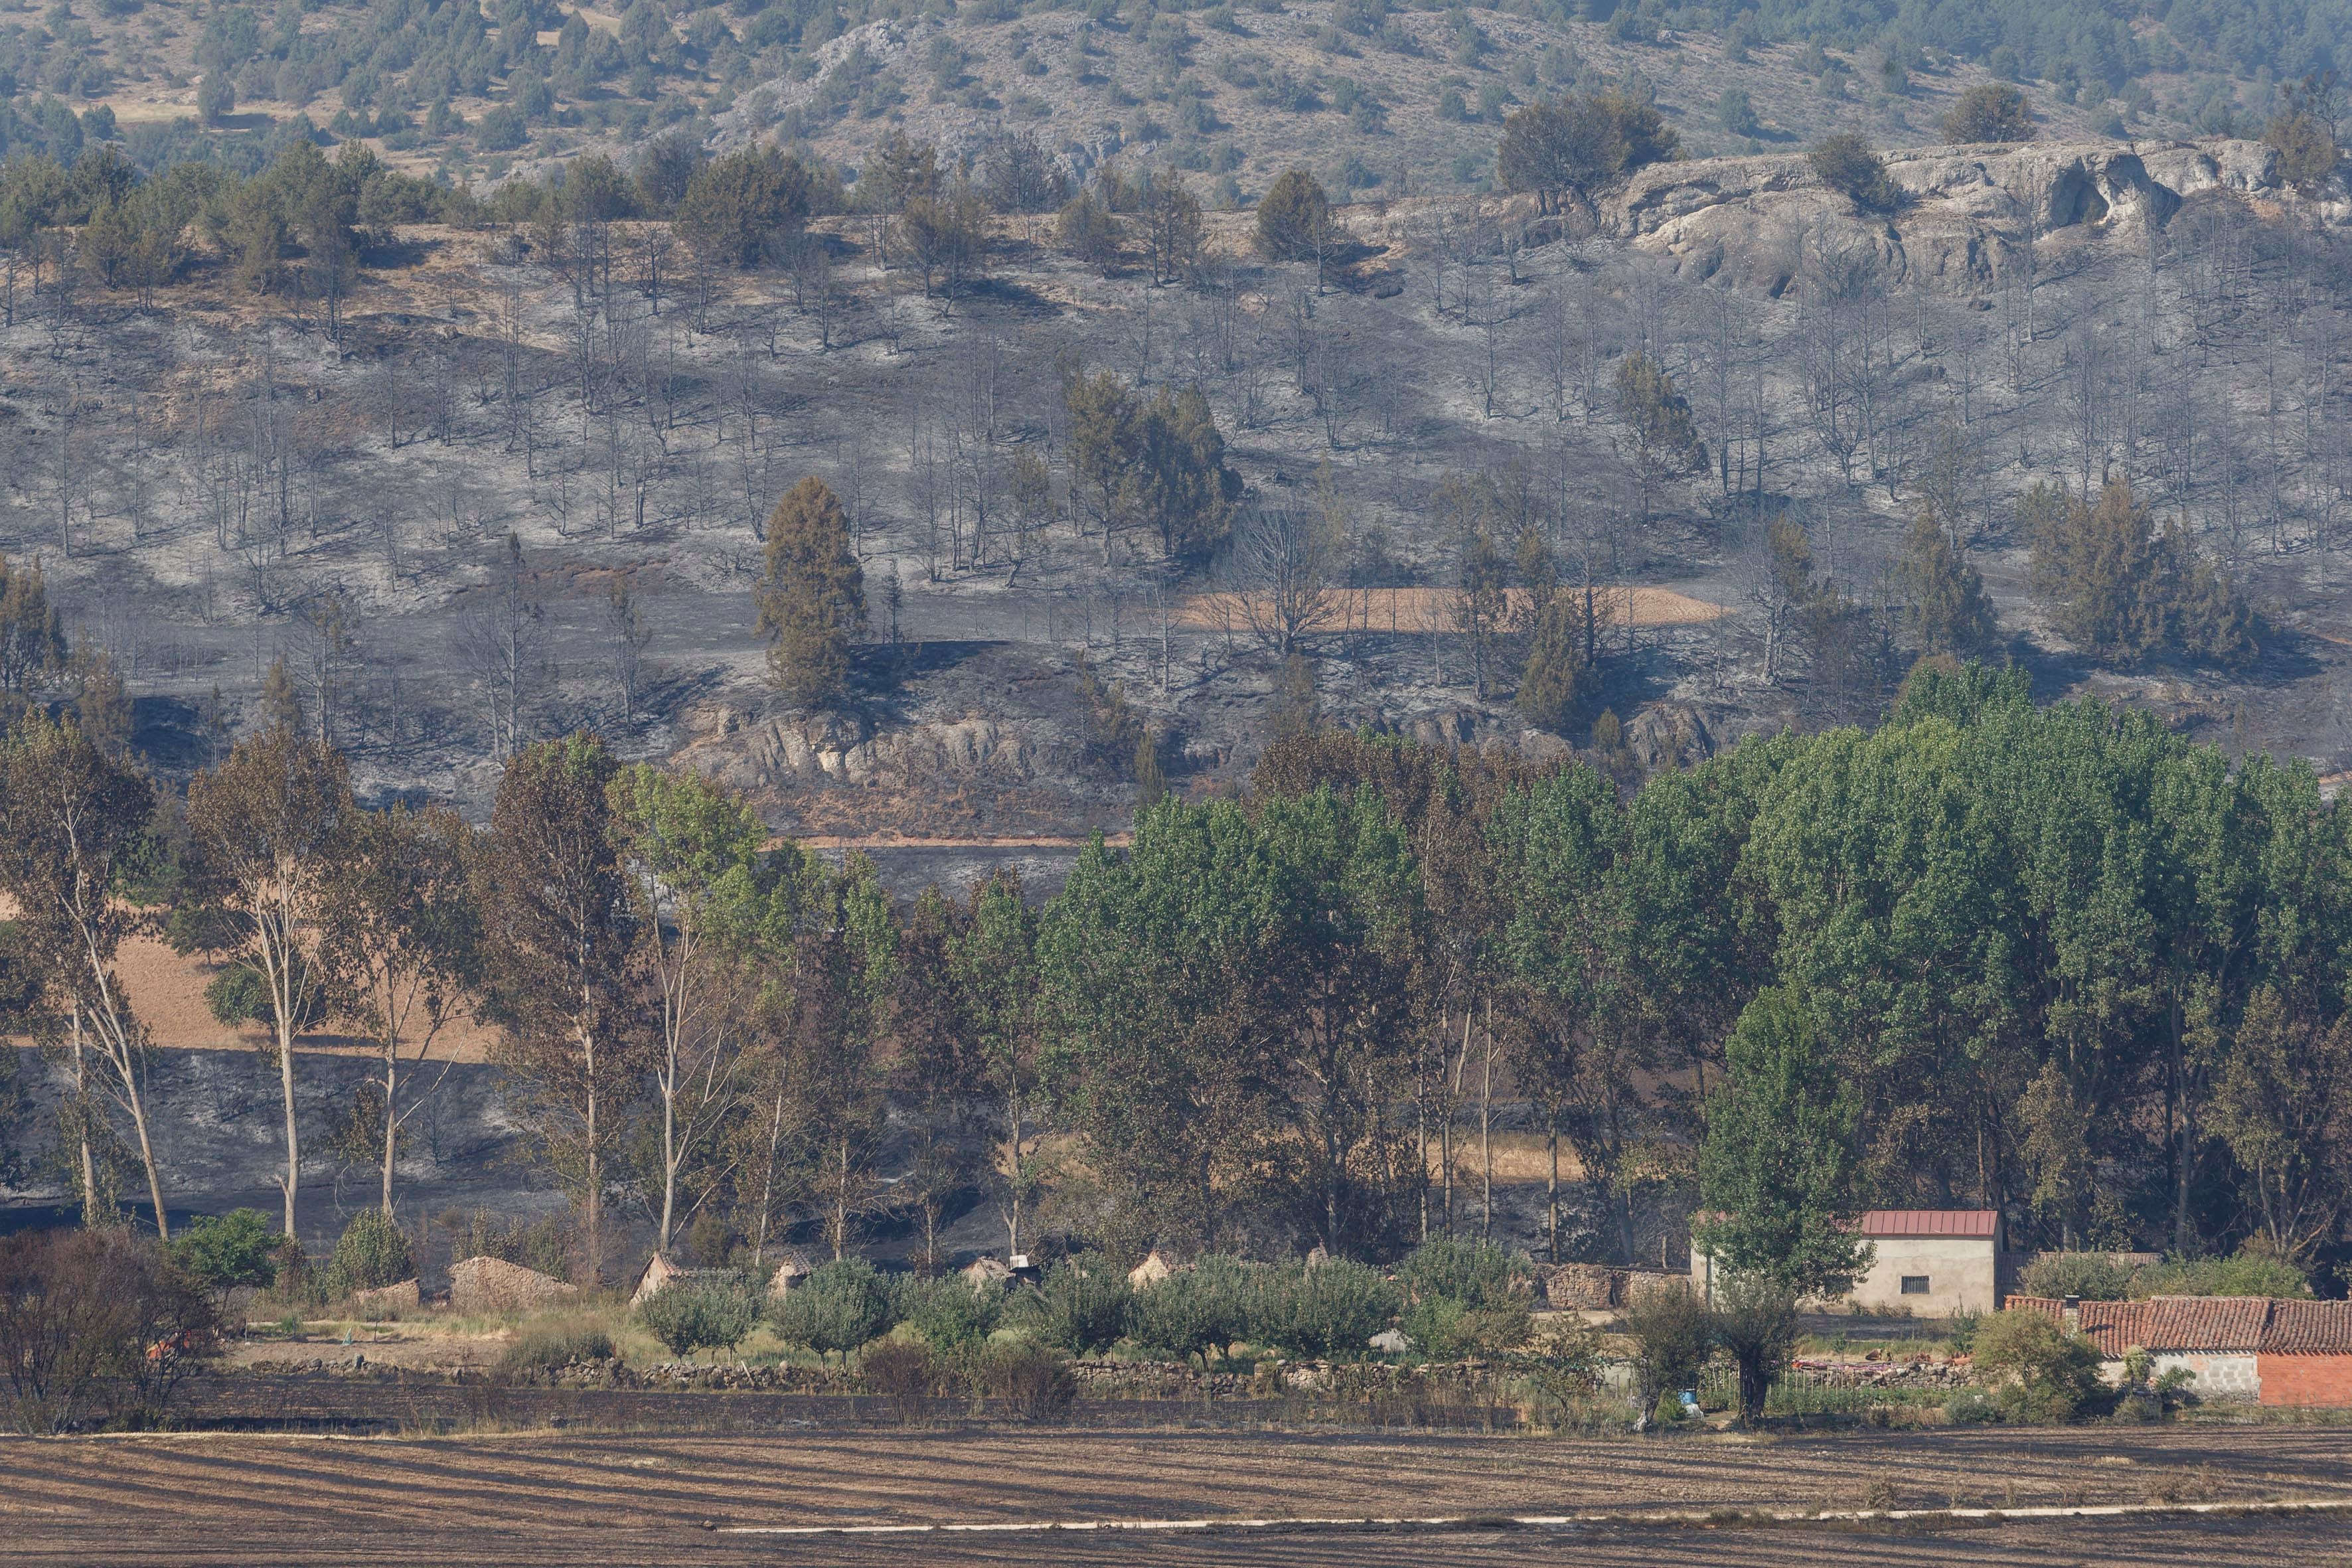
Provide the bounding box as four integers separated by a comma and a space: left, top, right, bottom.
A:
2138, 1296, 2274, 1352
2003, 1295, 2352, 1357
2258, 1300, 2352, 1355
2073, 1300, 2150, 1358
1855, 1209, 2001, 1238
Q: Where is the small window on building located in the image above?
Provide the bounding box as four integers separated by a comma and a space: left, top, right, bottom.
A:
1900, 1275, 1931, 1295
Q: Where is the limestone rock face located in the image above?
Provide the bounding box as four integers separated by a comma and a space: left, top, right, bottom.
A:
693, 707, 1067, 791
1599, 139, 2337, 297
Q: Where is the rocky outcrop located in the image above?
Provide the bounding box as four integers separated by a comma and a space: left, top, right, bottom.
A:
1602, 139, 2345, 295
682, 704, 1075, 791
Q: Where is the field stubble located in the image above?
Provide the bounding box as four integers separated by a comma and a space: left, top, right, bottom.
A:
5, 1422, 2351, 1566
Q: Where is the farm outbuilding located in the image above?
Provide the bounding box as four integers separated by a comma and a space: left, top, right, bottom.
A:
1693, 1210, 2003, 1315
2007, 1295, 2352, 1406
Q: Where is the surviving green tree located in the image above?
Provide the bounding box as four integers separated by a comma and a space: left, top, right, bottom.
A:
1694, 987, 1869, 1297
1896, 508, 1997, 657
757, 477, 868, 708
2025, 479, 2256, 668
1253, 169, 1331, 264
1494, 90, 1678, 212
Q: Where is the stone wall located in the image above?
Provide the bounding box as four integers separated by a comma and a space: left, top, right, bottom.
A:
1539, 1263, 1689, 1310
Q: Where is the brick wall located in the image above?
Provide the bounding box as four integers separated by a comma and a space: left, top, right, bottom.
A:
2257, 1355, 2352, 1408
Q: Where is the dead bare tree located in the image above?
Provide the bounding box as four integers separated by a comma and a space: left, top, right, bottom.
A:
1228, 503, 1338, 655
456, 534, 546, 760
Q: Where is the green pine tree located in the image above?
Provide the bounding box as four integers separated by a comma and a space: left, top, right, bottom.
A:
1897, 509, 1996, 657
260, 655, 303, 733
1253, 169, 1330, 263
1515, 593, 1596, 733
1134, 727, 1168, 808
757, 477, 868, 708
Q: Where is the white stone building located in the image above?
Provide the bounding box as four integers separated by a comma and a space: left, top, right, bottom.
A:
1693, 1209, 2003, 1315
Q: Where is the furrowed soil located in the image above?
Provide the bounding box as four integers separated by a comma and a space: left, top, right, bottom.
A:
7, 1423, 2352, 1567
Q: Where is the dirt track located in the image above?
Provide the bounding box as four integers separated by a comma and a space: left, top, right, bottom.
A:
7, 1424, 2352, 1567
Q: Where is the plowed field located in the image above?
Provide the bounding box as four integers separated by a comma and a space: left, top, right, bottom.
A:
7, 1423, 2351, 1567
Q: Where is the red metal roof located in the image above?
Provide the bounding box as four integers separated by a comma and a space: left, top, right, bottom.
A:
1855, 1209, 2001, 1238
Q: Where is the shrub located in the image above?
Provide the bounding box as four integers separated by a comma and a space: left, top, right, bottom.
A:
500, 1316, 615, 1373
267, 1238, 325, 1310
639, 1275, 759, 1361
1394, 1237, 1535, 1357
1516, 1316, 1608, 1427
2019, 1253, 2138, 1301
982, 1339, 1077, 1421
196, 71, 234, 126
1620, 1285, 1712, 1421
475, 104, 528, 152
893, 1275, 1003, 1351
168, 1210, 279, 1294
1715, 87, 1760, 137
1808, 131, 1898, 212
0, 1229, 218, 1434
1255, 1257, 1397, 1360
2133, 1248, 2312, 1299
1397, 1237, 1531, 1310
769, 1259, 894, 1354
860, 1338, 937, 1423
1493, 89, 1679, 204
1972, 1309, 2106, 1421
1711, 1272, 1800, 1428
1053, 191, 1120, 271
1940, 82, 2034, 143
1253, 167, 1330, 262
1013, 1259, 1131, 1356
673, 145, 826, 267
1944, 1387, 2004, 1425
327, 1210, 414, 1296
1128, 1255, 1259, 1362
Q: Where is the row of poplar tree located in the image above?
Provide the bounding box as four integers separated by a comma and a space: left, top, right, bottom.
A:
5, 660, 2349, 1283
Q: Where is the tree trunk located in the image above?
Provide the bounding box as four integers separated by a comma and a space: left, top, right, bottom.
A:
659, 1079, 677, 1255
1546, 1126, 1560, 1263
2169, 993, 2194, 1253
1004, 1078, 1023, 1258
751, 1088, 787, 1268
1479, 1000, 1494, 1243
72, 1010, 97, 1225
380, 1034, 398, 1216
582, 1006, 601, 1284
833, 1136, 850, 1260
277, 1010, 299, 1238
